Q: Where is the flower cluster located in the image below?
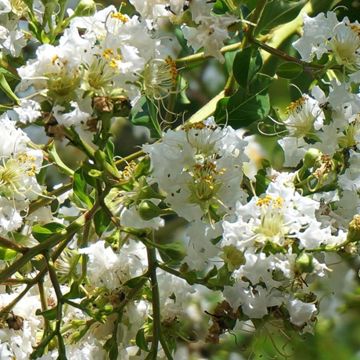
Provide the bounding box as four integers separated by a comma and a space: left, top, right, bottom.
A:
0, 2, 360, 359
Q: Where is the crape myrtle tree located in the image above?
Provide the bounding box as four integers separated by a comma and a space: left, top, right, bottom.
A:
0, 0, 359, 358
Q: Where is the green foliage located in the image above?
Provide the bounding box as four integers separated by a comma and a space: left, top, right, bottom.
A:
130, 97, 162, 139
255, 0, 307, 35
32, 222, 66, 243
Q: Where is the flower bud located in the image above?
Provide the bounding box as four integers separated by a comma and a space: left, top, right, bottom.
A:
74, 0, 96, 17
347, 214, 360, 243
138, 200, 161, 220
303, 148, 321, 168
221, 245, 245, 271
295, 253, 314, 274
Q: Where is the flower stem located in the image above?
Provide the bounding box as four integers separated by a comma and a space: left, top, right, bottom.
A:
146, 239, 173, 359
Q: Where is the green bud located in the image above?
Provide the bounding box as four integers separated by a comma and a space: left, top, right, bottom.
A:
74, 0, 96, 17
347, 214, 360, 243
138, 200, 161, 220
295, 253, 314, 274
88, 169, 102, 178
103, 304, 114, 314
137, 184, 163, 200
134, 158, 151, 179
272, 269, 286, 282
71, 319, 86, 327
221, 245, 245, 271
303, 148, 322, 168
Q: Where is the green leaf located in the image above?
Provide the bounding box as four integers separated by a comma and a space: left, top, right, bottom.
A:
104, 336, 118, 360
214, 96, 229, 121
224, 51, 237, 75
0, 74, 19, 104
73, 169, 93, 208
130, 97, 162, 139
276, 62, 303, 79
47, 141, 74, 176
0, 247, 18, 261
212, 0, 229, 14
207, 264, 234, 288
233, 47, 262, 89
178, 76, 190, 104
63, 281, 86, 300
0, 67, 19, 81
255, 168, 272, 195
136, 329, 149, 352
93, 209, 111, 236
146, 98, 162, 138
255, 0, 307, 34
157, 241, 186, 263
124, 275, 148, 289
32, 222, 66, 243
35, 307, 57, 321
216, 74, 272, 127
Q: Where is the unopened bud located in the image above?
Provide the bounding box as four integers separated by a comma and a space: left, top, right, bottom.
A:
295, 253, 314, 274
74, 0, 96, 17
138, 200, 161, 220
303, 148, 321, 168
221, 245, 245, 271
347, 215, 360, 243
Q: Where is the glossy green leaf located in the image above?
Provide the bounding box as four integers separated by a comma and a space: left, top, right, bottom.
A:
0, 74, 19, 104
48, 141, 74, 176
63, 281, 86, 300
32, 222, 66, 243
130, 97, 162, 139
233, 47, 262, 88
93, 209, 111, 236
35, 307, 57, 321
136, 329, 149, 352
157, 241, 186, 263
124, 275, 148, 289
0, 67, 19, 81
216, 74, 272, 127
0, 247, 18, 261
255, 0, 307, 34
73, 169, 93, 208
276, 62, 303, 79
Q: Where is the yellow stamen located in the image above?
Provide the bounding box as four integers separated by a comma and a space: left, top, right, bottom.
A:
111, 12, 129, 23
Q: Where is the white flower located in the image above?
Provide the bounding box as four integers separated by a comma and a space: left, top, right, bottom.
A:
0, 116, 43, 234
287, 299, 317, 327
293, 12, 360, 72
144, 119, 248, 222
182, 15, 237, 62
0, 291, 41, 360
283, 95, 324, 138
339, 150, 360, 191
0, 19, 26, 57
222, 175, 336, 250
79, 240, 147, 289
37, 335, 106, 360
0, 0, 11, 14
278, 136, 310, 168
158, 269, 195, 321
0, 198, 23, 233
7, 99, 42, 124
183, 221, 222, 271
120, 205, 165, 230
223, 280, 281, 319
53, 100, 92, 128
293, 12, 338, 62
